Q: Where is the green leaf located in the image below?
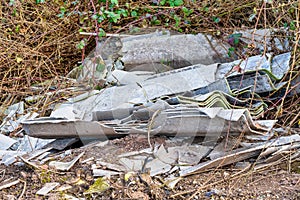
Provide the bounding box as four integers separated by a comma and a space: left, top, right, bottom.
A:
98, 28, 106, 37
152, 19, 161, 25
105, 11, 121, 23
228, 33, 242, 45
57, 7, 66, 18
12, 8, 17, 16
15, 24, 20, 33
60, 7, 66, 13
76, 39, 87, 50
159, 0, 166, 6
227, 47, 235, 57
9, 0, 15, 6
97, 15, 106, 23
85, 177, 110, 194
96, 63, 106, 72
131, 10, 138, 17
36, 0, 45, 4
110, 0, 118, 5
213, 16, 220, 23
57, 13, 64, 18
182, 7, 188, 14
182, 7, 193, 17
117, 9, 128, 17
91, 14, 98, 20
174, 0, 183, 6
290, 21, 296, 30
174, 15, 181, 27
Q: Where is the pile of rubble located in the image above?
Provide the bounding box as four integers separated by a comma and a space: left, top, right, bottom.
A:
0, 29, 299, 197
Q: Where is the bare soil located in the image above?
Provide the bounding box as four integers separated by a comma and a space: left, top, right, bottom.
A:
0, 135, 299, 200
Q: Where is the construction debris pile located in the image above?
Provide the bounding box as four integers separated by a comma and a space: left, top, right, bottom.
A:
0, 29, 299, 197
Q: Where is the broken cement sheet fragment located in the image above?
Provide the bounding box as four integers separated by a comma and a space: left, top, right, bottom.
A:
164, 177, 183, 189
208, 137, 241, 160
194, 71, 287, 98
180, 134, 300, 176
254, 149, 300, 171
259, 142, 300, 163
77, 31, 159, 82
117, 146, 156, 158
1, 101, 24, 116
0, 101, 39, 134
119, 156, 172, 177
19, 156, 41, 169
43, 138, 79, 151
120, 33, 234, 71
119, 144, 210, 176
153, 144, 177, 165
50, 90, 100, 120
50, 52, 289, 122
0, 102, 24, 134
36, 182, 60, 196
171, 145, 211, 165
236, 29, 291, 52
93, 99, 173, 121
272, 142, 300, 155
56, 63, 219, 121
136, 107, 275, 136
49, 152, 84, 171
118, 145, 172, 176
176, 91, 266, 119
22, 117, 127, 139
51, 52, 289, 121
93, 169, 121, 177
119, 157, 147, 172
0, 179, 21, 191
96, 160, 126, 172
244, 122, 276, 141
68, 90, 100, 104
78, 31, 163, 82
21, 147, 53, 161
92, 104, 139, 121
1, 135, 53, 166
80, 30, 234, 81
227, 72, 287, 94
155, 144, 211, 165
31, 107, 276, 138
50, 104, 77, 120
131, 63, 218, 103
17, 135, 55, 152
146, 157, 172, 176
106, 70, 153, 85
0, 133, 17, 150
216, 52, 291, 80
0, 151, 26, 166
124, 99, 173, 121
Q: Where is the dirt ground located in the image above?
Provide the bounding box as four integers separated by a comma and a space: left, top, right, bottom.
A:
0, 135, 299, 200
